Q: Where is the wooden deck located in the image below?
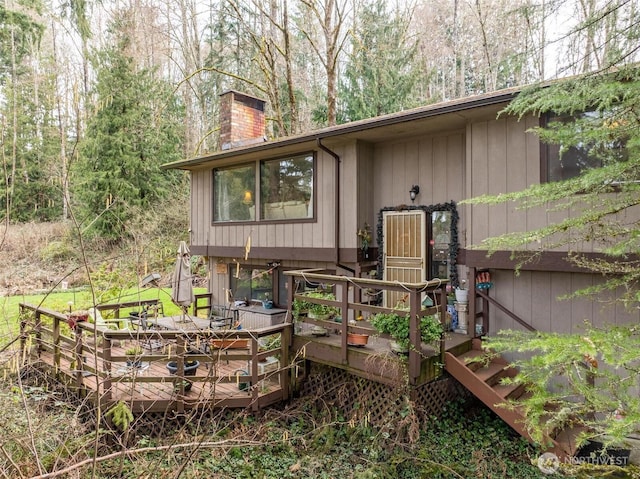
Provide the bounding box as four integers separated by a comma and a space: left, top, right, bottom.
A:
20, 303, 292, 415
37, 345, 285, 414
21, 274, 474, 417
293, 327, 471, 387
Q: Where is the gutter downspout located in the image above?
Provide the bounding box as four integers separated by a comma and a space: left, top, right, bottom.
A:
317, 138, 341, 267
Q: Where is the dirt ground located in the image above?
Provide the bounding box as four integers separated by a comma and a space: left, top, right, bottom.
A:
0, 222, 121, 296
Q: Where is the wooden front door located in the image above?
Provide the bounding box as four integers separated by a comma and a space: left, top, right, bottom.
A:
382, 210, 427, 307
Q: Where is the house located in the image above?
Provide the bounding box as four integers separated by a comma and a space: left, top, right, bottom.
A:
164, 87, 639, 337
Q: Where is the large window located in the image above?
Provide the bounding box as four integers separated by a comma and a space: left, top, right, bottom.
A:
543, 111, 628, 182
213, 164, 256, 222
229, 266, 274, 303
213, 153, 314, 222
261, 155, 313, 220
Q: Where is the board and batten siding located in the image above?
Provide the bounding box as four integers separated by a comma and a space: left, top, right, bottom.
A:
466, 115, 541, 250
466, 114, 640, 254
370, 131, 466, 236
489, 270, 640, 333
466, 114, 640, 331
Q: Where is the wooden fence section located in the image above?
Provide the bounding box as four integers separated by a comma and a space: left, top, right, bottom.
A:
19, 303, 292, 414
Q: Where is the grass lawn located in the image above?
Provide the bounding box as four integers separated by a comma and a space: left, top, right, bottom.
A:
0, 286, 208, 339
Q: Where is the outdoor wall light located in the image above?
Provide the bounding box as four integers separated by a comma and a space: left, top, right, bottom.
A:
409, 185, 420, 202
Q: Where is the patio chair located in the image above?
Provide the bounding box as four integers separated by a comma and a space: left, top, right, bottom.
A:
207, 304, 236, 330
88, 307, 130, 331
129, 309, 164, 351
88, 307, 131, 347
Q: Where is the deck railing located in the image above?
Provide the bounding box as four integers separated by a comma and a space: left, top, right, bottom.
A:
96, 298, 164, 318
284, 270, 449, 386
18, 303, 292, 412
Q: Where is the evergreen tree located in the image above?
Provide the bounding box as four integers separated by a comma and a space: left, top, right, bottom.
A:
75, 33, 184, 240
338, 0, 426, 123
5, 72, 63, 222
465, 0, 640, 454
0, 3, 49, 222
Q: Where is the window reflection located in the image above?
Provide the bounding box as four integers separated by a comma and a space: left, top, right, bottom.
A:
430, 210, 451, 279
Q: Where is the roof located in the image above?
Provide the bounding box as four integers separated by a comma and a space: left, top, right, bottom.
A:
164, 86, 521, 170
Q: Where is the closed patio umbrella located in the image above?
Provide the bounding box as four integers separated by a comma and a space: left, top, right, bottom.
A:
171, 240, 194, 318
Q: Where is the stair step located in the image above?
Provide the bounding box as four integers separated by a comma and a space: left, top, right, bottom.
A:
456, 349, 491, 371
447, 344, 592, 461
475, 361, 512, 386
493, 382, 526, 400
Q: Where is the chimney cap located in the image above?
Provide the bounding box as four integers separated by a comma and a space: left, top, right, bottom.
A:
219, 89, 267, 105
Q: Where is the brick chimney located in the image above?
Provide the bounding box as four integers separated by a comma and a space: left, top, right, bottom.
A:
219, 90, 266, 150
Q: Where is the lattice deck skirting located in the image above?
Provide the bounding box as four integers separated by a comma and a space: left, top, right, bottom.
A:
21, 357, 470, 441
300, 363, 469, 439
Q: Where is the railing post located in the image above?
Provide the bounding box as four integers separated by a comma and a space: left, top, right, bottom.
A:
340, 279, 348, 364
439, 286, 447, 366
74, 326, 85, 390
176, 336, 185, 413
35, 311, 43, 358
19, 304, 27, 355
251, 336, 260, 411
102, 336, 113, 403
53, 314, 61, 370
287, 275, 295, 319
482, 295, 489, 336
469, 266, 477, 337
280, 325, 291, 401
408, 289, 420, 385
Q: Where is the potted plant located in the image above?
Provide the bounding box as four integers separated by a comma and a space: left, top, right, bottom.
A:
304, 291, 338, 320
166, 358, 200, 376
346, 330, 369, 346
454, 280, 468, 303
125, 345, 143, 368
166, 359, 200, 393
292, 297, 311, 319
370, 311, 443, 354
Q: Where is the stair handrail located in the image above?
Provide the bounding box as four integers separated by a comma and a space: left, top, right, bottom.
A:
475, 288, 536, 332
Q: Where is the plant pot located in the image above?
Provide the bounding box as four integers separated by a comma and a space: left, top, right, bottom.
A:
347, 332, 369, 347
308, 311, 331, 320
174, 380, 193, 393
68, 311, 89, 328
454, 288, 468, 303
210, 338, 249, 349
166, 360, 200, 376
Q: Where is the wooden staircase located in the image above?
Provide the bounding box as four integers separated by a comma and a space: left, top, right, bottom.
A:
444, 339, 587, 461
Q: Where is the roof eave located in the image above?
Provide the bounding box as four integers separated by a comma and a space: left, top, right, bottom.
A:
163, 88, 518, 171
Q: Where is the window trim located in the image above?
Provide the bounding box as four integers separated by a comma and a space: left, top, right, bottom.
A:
212, 151, 316, 224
